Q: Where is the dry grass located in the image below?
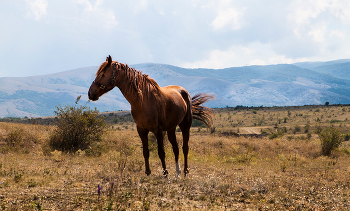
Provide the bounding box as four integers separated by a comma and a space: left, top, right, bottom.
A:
213, 105, 350, 134
0, 105, 350, 210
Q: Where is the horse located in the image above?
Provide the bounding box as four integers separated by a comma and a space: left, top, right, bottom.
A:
88, 55, 213, 176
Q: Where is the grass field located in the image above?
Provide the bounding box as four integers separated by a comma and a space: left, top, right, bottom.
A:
1, 105, 350, 210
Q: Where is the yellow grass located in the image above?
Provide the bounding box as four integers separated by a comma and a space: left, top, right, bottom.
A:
0, 105, 350, 210
215, 104, 350, 125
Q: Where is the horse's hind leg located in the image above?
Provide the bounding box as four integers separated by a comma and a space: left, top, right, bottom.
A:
179, 89, 192, 176
168, 128, 181, 176
156, 130, 168, 176
137, 127, 151, 175
179, 122, 190, 176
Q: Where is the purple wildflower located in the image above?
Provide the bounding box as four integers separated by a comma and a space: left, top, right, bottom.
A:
98, 184, 101, 197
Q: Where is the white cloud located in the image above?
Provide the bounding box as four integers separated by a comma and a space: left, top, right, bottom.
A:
328, 0, 350, 23
133, 0, 148, 12
182, 43, 271, 68
287, 0, 331, 38
288, 0, 329, 25
288, 0, 350, 37
249, 59, 266, 66
75, 0, 93, 12
268, 55, 308, 65
242, 47, 254, 55
3, 0, 350, 77
330, 30, 345, 38
308, 24, 327, 43
212, 7, 245, 30
182, 41, 314, 69
26, 0, 48, 20
73, 0, 118, 27
183, 49, 237, 69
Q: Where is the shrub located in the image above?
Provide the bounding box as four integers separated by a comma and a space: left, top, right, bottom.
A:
269, 133, 279, 139
49, 96, 107, 153
344, 133, 350, 141
318, 127, 342, 156
192, 119, 205, 127
314, 123, 322, 134
5, 128, 24, 147
293, 125, 301, 134
4, 127, 39, 153
304, 124, 310, 133
269, 127, 287, 139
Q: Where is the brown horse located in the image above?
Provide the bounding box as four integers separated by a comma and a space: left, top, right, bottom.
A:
88, 55, 213, 176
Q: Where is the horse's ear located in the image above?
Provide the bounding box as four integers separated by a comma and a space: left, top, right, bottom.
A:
106, 55, 112, 66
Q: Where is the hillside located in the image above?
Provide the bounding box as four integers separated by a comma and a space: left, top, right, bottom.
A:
0, 60, 349, 117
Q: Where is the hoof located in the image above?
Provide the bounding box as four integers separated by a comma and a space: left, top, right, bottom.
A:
145, 170, 151, 176
184, 169, 189, 176
163, 169, 169, 177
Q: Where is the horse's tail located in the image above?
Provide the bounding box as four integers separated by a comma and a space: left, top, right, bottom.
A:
191, 93, 214, 128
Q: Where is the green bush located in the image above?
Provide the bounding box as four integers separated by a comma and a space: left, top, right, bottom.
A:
318, 127, 342, 156
269, 133, 279, 139
192, 119, 205, 127
49, 96, 107, 153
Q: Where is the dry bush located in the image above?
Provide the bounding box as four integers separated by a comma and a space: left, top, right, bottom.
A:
0, 123, 47, 154
49, 97, 107, 153
318, 126, 343, 156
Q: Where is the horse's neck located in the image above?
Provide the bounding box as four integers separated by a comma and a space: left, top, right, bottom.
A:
115, 75, 142, 108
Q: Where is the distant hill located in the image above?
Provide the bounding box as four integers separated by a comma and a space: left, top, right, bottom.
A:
0, 59, 349, 117
294, 59, 350, 80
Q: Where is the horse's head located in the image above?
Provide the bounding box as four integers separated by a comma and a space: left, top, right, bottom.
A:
88, 55, 117, 101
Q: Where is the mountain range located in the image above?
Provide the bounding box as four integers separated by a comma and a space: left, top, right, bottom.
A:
0, 59, 349, 117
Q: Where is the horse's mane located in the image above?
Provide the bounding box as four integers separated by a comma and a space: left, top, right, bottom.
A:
96, 61, 160, 95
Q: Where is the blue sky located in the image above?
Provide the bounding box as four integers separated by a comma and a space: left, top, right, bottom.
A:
1, 0, 350, 77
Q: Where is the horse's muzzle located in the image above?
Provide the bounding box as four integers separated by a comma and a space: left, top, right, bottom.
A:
88, 89, 99, 101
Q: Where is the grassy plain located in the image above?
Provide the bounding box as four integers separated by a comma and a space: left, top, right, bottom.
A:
1, 105, 350, 210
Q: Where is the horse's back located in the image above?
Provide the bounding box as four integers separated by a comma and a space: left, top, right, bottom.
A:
161, 85, 191, 106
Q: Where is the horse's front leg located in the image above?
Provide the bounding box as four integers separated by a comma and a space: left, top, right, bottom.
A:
137, 127, 151, 175
156, 130, 168, 176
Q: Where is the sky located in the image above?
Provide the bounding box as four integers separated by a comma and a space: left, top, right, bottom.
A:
1, 0, 350, 77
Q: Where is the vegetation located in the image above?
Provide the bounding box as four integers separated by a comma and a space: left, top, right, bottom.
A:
318, 126, 343, 156
48, 96, 106, 153
0, 104, 350, 210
